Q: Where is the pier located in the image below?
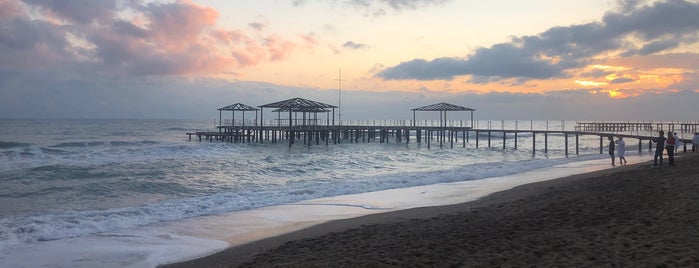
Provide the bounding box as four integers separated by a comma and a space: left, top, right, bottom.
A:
187, 97, 698, 156
575, 121, 699, 133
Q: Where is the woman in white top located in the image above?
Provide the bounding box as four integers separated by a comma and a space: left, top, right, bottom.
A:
616, 136, 627, 165
674, 132, 682, 153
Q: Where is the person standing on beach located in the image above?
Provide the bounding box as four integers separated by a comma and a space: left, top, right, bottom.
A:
608, 136, 615, 166
652, 131, 666, 167
693, 132, 699, 152
666, 132, 676, 166
674, 132, 682, 153
616, 136, 627, 165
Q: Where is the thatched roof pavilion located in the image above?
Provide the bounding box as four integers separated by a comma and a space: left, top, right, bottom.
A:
217, 103, 258, 127
411, 102, 475, 127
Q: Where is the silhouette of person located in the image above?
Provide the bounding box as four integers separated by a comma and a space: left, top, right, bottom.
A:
652, 131, 666, 167
666, 131, 676, 166
608, 136, 615, 166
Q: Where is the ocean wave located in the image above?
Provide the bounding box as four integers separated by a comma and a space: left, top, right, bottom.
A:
165, 127, 191, 131
39, 147, 69, 155
49, 142, 88, 148
109, 140, 160, 147
0, 154, 606, 251
0, 142, 31, 149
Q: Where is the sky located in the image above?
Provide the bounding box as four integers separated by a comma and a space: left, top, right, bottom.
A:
1, 0, 698, 121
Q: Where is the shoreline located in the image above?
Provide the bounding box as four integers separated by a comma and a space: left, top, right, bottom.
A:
163, 153, 699, 267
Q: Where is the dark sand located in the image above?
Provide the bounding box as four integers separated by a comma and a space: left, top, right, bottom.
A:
164, 154, 699, 267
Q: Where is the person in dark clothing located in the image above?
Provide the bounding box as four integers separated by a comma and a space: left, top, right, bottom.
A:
666, 131, 676, 166
652, 131, 666, 167
608, 136, 615, 166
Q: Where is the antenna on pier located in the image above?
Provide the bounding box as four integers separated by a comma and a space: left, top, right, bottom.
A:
335, 68, 344, 126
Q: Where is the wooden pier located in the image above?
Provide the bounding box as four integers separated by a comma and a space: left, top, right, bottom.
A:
187, 98, 697, 156
575, 121, 699, 133
187, 124, 696, 157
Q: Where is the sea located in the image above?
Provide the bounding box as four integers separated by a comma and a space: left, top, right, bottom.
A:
0, 119, 654, 267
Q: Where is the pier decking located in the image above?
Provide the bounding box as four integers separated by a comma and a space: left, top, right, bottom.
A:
187, 122, 697, 157
575, 121, 699, 133
187, 97, 698, 156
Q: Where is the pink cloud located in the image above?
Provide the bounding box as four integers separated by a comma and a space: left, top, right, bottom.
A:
265, 35, 297, 61
0, 0, 313, 77
0, 0, 24, 18
144, 0, 219, 51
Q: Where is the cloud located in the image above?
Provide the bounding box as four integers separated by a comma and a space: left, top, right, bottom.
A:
346, 0, 449, 10
342, 41, 369, 50
377, 0, 699, 82
293, 0, 449, 16
0, 0, 312, 77
248, 17, 269, 31
24, 0, 118, 24
610, 77, 635, 84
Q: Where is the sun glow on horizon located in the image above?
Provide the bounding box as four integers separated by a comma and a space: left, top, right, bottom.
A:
575, 80, 608, 87
607, 88, 623, 98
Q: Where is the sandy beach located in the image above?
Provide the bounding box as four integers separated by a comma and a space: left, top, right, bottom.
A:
164, 153, 699, 267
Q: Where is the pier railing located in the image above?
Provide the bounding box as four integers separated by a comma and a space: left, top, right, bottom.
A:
191, 120, 698, 155
218, 119, 573, 130
216, 119, 699, 134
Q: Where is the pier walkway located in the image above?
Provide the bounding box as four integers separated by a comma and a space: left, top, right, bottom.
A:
186, 120, 697, 157
187, 97, 697, 157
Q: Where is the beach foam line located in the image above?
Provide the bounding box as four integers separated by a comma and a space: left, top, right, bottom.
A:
0, 154, 653, 268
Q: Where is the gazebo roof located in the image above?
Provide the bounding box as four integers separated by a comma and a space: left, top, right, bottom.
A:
411, 102, 475, 111
272, 107, 330, 113
218, 103, 259, 111
259, 97, 337, 109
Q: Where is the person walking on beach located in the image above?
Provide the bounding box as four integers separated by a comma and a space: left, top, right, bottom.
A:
608, 136, 615, 166
652, 131, 666, 167
693, 132, 699, 152
666, 132, 676, 166
674, 132, 682, 153
616, 136, 627, 165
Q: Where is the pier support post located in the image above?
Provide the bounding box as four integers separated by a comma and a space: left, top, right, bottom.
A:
600, 136, 603, 154
576, 133, 579, 155
427, 130, 431, 149
532, 133, 536, 157
544, 133, 548, 154
439, 130, 443, 148
502, 131, 506, 150
476, 131, 479, 148
565, 133, 569, 157
462, 130, 466, 148
488, 131, 491, 147
638, 138, 642, 153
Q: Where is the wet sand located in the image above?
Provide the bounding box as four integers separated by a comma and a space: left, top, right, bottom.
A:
163, 153, 699, 267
